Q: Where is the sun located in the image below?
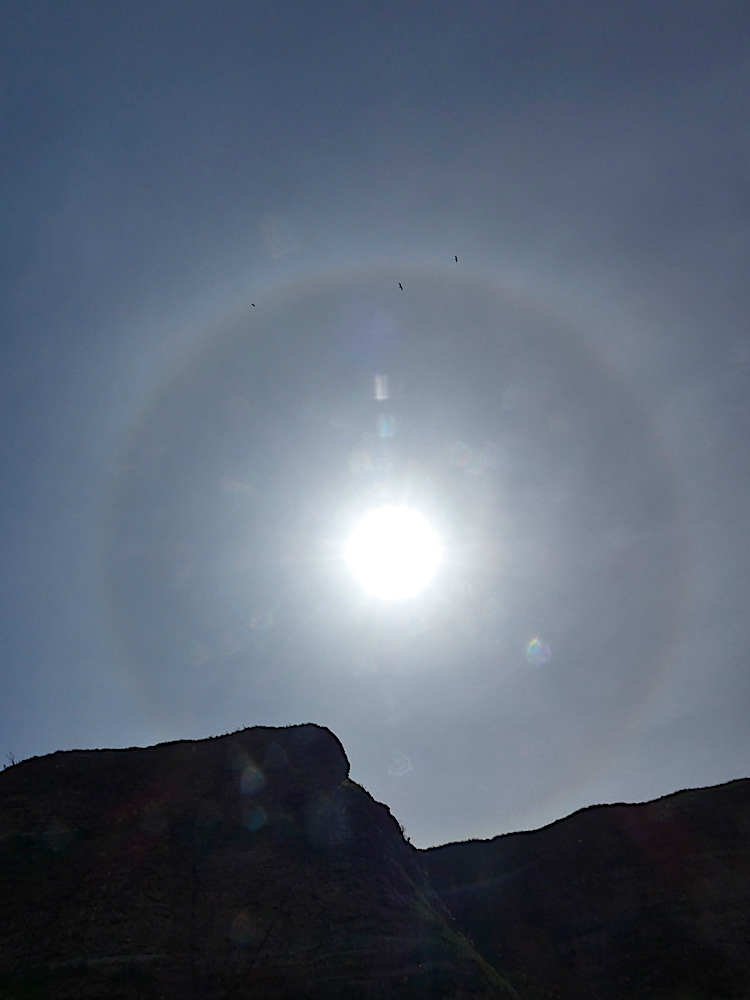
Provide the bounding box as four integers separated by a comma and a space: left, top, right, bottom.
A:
344, 505, 443, 600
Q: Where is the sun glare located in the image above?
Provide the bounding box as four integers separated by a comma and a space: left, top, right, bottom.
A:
344, 505, 443, 600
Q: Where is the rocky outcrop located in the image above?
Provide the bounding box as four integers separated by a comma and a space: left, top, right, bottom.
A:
422, 778, 750, 1000
0, 724, 515, 999
2, 725, 749, 999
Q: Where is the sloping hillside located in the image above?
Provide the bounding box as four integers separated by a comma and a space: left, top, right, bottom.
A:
2, 724, 748, 999
0, 724, 515, 999
422, 778, 750, 999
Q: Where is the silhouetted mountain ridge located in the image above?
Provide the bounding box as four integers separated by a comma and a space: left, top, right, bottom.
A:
423, 776, 750, 999
1, 725, 748, 999
0, 724, 515, 999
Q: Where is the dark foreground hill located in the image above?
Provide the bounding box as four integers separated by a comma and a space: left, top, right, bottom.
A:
422, 777, 750, 1000
0, 726, 748, 999
0, 724, 514, 999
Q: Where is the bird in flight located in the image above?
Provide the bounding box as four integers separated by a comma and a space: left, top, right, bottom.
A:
455, 255, 458, 262
398, 282, 403, 290
251, 303, 256, 307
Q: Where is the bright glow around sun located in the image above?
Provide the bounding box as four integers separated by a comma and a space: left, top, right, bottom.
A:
344, 505, 443, 600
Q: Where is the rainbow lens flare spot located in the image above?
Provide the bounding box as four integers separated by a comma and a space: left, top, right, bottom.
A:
526, 637, 552, 665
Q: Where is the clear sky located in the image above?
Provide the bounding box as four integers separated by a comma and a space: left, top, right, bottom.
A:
2, 0, 750, 847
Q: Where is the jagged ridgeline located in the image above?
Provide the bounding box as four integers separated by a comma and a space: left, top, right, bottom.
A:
1, 725, 749, 999
0, 725, 515, 1000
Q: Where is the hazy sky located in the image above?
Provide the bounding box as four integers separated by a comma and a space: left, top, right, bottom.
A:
2, 0, 750, 847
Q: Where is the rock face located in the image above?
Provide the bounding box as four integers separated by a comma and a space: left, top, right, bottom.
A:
2, 726, 749, 1000
422, 779, 750, 1000
0, 725, 514, 999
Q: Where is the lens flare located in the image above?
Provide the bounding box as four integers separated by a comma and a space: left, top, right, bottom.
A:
526, 637, 552, 665
344, 505, 442, 600
387, 751, 413, 777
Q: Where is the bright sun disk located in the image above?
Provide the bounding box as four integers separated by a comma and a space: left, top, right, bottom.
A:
344, 505, 443, 600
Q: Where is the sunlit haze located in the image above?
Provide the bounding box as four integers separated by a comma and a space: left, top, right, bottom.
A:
344, 506, 443, 600
1, 1, 749, 849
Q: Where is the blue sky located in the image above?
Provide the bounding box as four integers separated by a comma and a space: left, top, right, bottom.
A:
2, 0, 750, 846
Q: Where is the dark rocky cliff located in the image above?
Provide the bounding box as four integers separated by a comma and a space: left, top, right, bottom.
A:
2, 726, 748, 999
0, 724, 515, 999
422, 778, 750, 1000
